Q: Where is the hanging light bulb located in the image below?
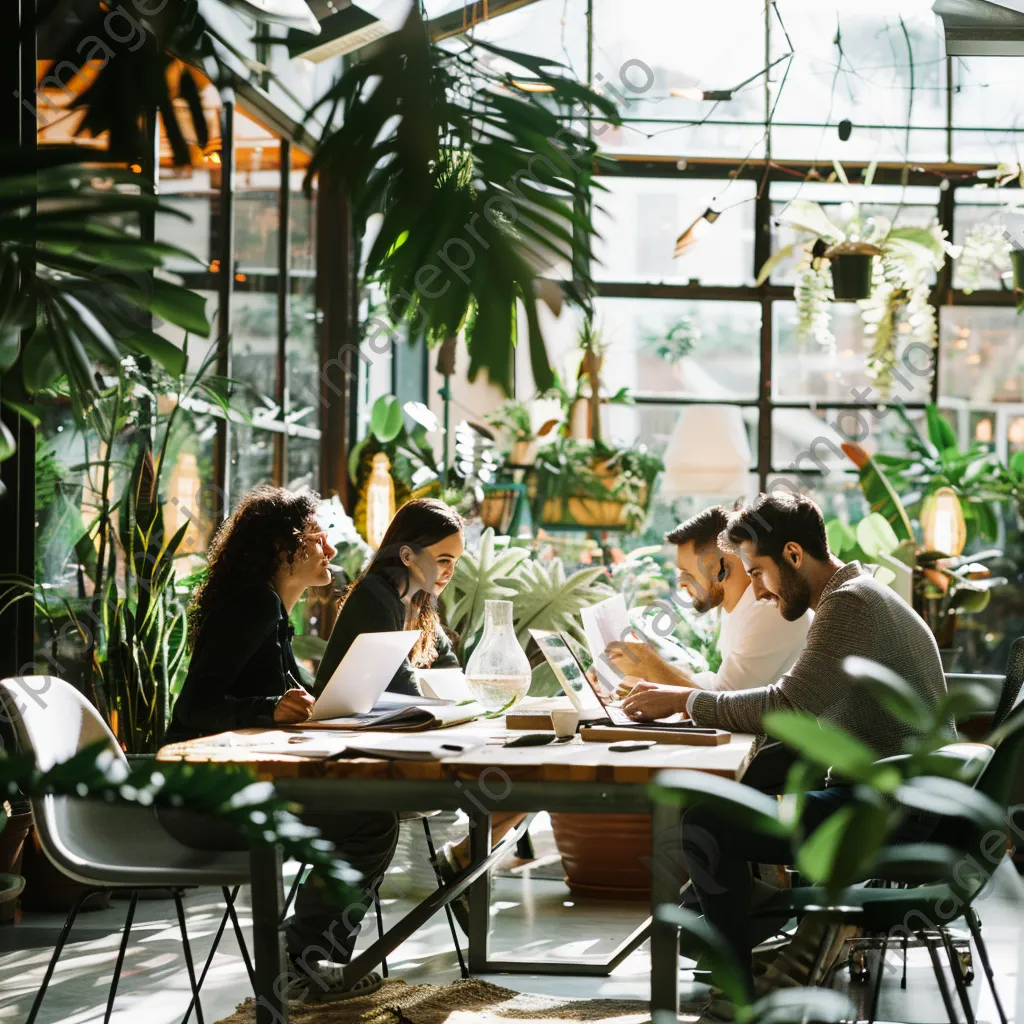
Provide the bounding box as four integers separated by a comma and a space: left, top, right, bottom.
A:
365, 453, 396, 551
673, 207, 720, 258
921, 487, 966, 558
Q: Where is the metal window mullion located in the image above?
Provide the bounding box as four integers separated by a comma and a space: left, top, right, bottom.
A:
275, 138, 291, 487
214, 98, 236, 525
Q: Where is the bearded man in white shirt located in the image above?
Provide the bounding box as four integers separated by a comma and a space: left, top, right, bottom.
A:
608, 505, 812, 692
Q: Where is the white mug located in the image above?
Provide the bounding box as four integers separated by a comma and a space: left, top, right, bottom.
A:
550, 708, 581, 739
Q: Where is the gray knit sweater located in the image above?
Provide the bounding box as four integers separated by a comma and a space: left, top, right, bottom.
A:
689, 562, 950, 756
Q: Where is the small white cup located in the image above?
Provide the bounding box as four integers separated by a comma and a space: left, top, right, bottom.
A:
550, 708, 581, 739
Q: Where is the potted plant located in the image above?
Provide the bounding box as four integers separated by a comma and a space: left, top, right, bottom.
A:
958, 214, 1024, 311
757, 165, 959, 392
485, 399, 552, 467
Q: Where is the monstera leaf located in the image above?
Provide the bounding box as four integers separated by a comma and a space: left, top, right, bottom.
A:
441, 528, 529, 657
507, 558, 613, 648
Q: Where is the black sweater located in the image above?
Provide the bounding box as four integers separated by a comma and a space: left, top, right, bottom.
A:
314, 572, 459, 697
165, 584, 306, 745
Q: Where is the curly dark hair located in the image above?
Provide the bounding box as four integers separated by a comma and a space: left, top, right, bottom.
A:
187, 485, 321, 648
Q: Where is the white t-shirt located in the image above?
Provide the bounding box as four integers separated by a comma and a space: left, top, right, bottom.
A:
690, 583, 812, 692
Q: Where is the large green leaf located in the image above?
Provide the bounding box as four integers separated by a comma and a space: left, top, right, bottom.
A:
507, 558, 613, 648
842, 656, 931, 731
649, 769, 788, 837
926, 404, 958, 452
763, 710, 889, 786
855, 512, 900, 559
370, 395, 405, 443
849, 449, 915, 542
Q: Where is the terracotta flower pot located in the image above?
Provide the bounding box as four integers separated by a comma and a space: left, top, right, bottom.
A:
551, 812, 663, 899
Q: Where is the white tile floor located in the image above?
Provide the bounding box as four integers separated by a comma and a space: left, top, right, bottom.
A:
1, 817, 1022, 1024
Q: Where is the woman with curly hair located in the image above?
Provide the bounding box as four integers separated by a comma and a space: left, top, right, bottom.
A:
164, 485, 397, 1004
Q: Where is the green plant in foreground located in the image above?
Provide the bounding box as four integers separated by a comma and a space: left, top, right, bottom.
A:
0, 741, 360, 904
650, 657, 1001, 902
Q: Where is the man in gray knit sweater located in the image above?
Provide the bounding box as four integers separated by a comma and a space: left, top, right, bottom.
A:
621, 491, 948, 992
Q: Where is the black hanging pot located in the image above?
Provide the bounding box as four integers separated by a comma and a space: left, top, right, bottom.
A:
825, 242, 883, 301
1010, 248, 1024, 294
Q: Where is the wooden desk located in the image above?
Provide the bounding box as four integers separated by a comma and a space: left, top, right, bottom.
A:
159, 723, 754, 1023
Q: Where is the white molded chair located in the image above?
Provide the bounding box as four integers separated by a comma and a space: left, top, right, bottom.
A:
0, 675, 251, 1024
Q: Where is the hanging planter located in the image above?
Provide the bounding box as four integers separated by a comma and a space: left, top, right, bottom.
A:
826, 242, 883, 301
1011, 248, 1024, 294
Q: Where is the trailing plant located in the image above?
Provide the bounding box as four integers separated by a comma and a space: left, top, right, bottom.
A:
757, 165, 958, 392
305, 7, 620, 395
958, 221, 1014, 295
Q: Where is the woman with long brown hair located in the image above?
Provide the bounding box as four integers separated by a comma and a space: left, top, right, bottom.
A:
316, 497, 524, 935
164, 485, 397, 1003
315, 498, 466, 696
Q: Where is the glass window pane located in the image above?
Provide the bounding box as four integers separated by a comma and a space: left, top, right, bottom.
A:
594, 298, 762, 401
770, 1, 947, 137
288, 280, 320, 431
229, 424, 276, 499
643, 473, 760, 548
612, 403, 758, 467
772, 405, 927, 476
952, 192, 1018, 293
939, 307, 1024, 404
233, 290, 279, 412
953, 57, 1024, 134
773, 300, 934, 403
464, 0, 588, 75
234, 107, 281, 273
593, 177, 756, 285
291, 160, 316, 273
287, 436, 320, 492
766, 471, 869, 525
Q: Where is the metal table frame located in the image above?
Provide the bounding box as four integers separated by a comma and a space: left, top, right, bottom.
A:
249, 776, 681, 1024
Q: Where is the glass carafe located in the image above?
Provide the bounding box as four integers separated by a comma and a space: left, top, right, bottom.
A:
464, 600, 532, 711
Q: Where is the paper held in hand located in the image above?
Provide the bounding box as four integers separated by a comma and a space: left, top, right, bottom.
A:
580, 593, 630, 692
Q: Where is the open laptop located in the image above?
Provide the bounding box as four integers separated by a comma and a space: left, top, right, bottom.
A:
311, 630, 421, 720
531, 628, 697, 729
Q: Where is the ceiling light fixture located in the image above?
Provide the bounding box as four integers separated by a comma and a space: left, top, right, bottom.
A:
674, 207, 721, 258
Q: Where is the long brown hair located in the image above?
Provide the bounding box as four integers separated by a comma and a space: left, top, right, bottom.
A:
342, 498, 464, 667
188, 485, 321, 648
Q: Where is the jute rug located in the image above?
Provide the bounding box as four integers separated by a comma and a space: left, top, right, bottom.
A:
215, 978, 653, 1024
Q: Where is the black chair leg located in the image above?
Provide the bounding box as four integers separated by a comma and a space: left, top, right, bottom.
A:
965, 907, 1009, 1024
181, 886, 243, 1024
173, 890, 205, 1024
925, 932, 960, 1024
25, 887, 97, 1024
283, 862, 307, 921
223, 886, 257, 992
515, 829, 534, 861
422, 818, 468, 979
941, 927, 976, 1024
104, 891, 139, 1024
902, 936, 908, 989
374, 882, 389, 978
866, 934, 888, 1024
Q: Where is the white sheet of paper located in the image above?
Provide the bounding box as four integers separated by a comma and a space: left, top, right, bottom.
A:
581, 594, 631, 692
416, 668, 472, 702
